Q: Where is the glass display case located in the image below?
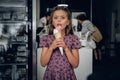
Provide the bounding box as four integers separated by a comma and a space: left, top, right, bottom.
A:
0, 0, 32, 80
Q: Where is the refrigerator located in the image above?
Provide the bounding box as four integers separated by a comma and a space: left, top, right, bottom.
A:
0, 0, 36, 80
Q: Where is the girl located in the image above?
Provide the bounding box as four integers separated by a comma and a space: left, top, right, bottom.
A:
40, 6, 81, 80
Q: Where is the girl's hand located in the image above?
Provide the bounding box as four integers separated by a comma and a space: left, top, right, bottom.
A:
50, 39, 58, 50
56, 38, 67, 50
50, 38, 67, 50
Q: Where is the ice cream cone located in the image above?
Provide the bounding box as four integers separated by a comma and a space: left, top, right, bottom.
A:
53, 28, 63, 55
54, 32, 61, 39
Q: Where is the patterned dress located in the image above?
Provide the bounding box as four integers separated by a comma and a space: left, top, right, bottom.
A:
40, 34, 81, 80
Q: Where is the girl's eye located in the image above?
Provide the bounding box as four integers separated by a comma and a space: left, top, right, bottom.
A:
53, 17, 58, 19
53, 16, 66, 20
61, 16, 65, 19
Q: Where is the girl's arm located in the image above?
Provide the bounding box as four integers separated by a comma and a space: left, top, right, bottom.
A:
40, 47, 53, 67
58, 38, 80, 68
40, 39, 59, 67
64, 47, 79, 68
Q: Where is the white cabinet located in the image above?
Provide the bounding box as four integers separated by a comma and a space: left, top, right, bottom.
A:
74, 47, 93, 80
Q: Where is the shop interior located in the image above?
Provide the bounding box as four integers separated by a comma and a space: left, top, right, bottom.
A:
0, 0, 120, 80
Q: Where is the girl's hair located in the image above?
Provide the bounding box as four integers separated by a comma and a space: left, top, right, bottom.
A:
48, 6, 73, 35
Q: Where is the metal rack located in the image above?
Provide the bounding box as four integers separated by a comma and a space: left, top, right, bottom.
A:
0, 0, 30, 80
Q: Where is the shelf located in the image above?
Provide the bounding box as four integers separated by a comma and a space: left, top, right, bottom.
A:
0, 63, 27, 66
0, 0, 27, 8
0, 4, 27, 8
10, 42, 27, 44
0, 21, 28, 23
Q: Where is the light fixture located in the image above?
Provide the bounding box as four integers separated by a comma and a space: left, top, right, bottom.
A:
57, 4, 68, 7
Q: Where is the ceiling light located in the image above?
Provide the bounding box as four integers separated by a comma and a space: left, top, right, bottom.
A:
57, 4, 68, 7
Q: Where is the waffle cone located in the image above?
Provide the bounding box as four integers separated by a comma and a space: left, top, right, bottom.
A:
54, 32, 61, 39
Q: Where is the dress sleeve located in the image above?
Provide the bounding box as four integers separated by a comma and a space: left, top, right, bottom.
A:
71, 35, 81, 49
39, 35, 48, 47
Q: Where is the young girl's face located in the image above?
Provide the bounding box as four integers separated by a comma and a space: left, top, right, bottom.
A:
52, 10, 69, 30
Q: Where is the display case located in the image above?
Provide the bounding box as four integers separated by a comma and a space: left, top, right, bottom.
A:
0, 0, 32, 80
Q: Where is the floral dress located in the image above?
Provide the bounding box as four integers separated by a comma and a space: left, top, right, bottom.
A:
40, 34, 81, 80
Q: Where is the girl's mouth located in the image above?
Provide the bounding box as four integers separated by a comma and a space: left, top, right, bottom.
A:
56, 24, 62, 31
57, 24, 62, 26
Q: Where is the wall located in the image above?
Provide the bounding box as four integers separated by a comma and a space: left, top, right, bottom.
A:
112, 0, 120, 42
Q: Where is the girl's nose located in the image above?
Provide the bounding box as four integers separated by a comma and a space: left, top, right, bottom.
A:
58, 18, 61, 22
